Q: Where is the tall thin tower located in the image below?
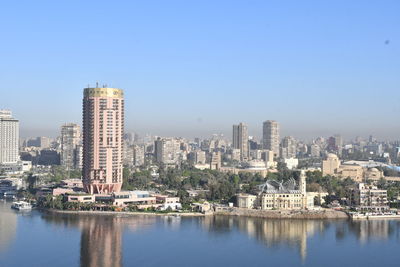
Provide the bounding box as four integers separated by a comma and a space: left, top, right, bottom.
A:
61, 123, 81, 170
82, 87, 124, 194
232, 122, 249, 161
262, 120, 280, 158
0, 110, 19, 164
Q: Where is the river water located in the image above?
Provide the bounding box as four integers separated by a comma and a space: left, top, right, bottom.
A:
1, 200, 400, 267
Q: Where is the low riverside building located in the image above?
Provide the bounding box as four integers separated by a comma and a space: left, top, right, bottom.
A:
67, 194, 95, 203
260, 170, 313, 210
352, 183, 389, 212
112, 191, 156, 207
154, 194, 182, 210
261, 192, 305, 210
236, 171, 315, 210
192, 201, 212, 213
237, 194, 257, 209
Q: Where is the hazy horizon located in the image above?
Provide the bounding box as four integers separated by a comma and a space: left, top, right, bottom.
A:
1, 1, 399, 141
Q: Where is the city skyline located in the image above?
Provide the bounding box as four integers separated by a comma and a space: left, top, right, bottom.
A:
1, 2, 400, 267
10, 100, 399, 142
1, 1, 399, 140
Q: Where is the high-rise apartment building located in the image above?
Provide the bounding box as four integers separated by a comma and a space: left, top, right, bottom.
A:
232, 123, 249, 161
327, 134, 343, 155
154, 137, 181, 165
82, 87, 124, 194
280, 136, 297, 159
61, 123, 82, 170
310, 144, 321, 158
0, 110, 19, 164
262, 120, 280, 158
133, 145, 145, 166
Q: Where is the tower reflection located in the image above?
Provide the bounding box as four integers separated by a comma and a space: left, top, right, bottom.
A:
79, 216, 123, 267
40, 213, 157, 267
0, 201, 17, 253
78, 215, 158, 267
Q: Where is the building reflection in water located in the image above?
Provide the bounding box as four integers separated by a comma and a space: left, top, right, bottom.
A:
79, 215, 158, 267
348, 220, 400, 244
0, 201, 17, 253
37, 212, 400, 265
41, 213, 157, 267
201, 215, 325, 262
79, 216, 123, 267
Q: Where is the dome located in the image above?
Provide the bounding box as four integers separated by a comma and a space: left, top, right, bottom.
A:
370, 168, 379, 172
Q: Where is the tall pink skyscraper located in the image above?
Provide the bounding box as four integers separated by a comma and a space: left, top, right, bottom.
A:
82, 87, 124, 194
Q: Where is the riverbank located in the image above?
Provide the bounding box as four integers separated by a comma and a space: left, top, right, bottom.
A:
44, 207, 348, 219
44, 208, 208, 217
214, 207, 349, 219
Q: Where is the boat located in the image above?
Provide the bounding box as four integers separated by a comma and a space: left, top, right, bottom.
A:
349, 212, 367, 220
366, 213, 400, 220
11, 201, 32, 211
350, 211, 400, 220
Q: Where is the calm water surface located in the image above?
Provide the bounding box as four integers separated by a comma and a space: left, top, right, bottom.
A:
1, 200, 400, 267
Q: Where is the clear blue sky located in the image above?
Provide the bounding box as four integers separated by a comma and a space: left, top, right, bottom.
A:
1, 0, 399, 140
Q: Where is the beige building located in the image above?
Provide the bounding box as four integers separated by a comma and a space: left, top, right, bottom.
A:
67, 194, 95, 203
322, 153, 340, 175
364, 168, 384, 181
337, 164, 364, 182
237, 194, 258, 209
210, 151, 221, 170
237, 171, 314, 210
263, 150, 276, 169
322, 155, 384, 183
231, 148, 241, 162
261, 192, 306, 210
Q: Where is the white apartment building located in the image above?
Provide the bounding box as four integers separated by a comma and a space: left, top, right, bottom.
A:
0, 110, 19, 164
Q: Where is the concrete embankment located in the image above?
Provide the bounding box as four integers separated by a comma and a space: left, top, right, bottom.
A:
44, 208, 348, 220
44, 209, 207, 217
214, 207, 349, 220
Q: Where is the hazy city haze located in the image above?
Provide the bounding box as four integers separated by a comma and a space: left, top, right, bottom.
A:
1, 0, 399, 140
